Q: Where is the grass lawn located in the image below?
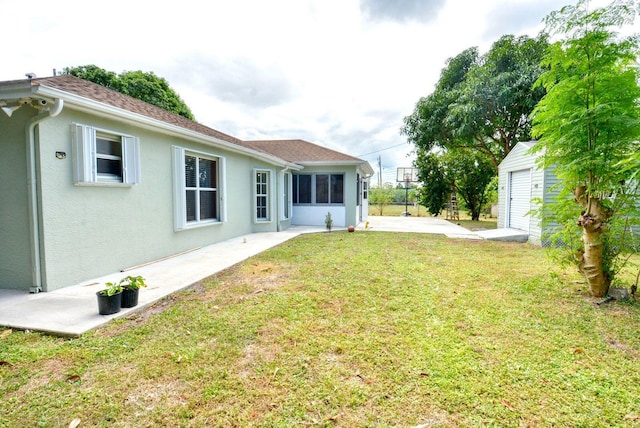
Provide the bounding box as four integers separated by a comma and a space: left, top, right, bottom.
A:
1, 232, 639, 427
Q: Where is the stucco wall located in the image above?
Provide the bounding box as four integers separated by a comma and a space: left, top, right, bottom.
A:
35, 109, 281, 291
0, 108, 33, 290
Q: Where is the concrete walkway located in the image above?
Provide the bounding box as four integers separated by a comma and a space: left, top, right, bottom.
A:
0, 217, 492, 336
359, 215, 483, 240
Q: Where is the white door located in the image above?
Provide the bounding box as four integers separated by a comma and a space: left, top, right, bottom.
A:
509, 169, 531, 231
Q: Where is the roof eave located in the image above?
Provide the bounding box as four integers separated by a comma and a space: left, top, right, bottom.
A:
297, 160, 374, 176
29, 84, 294, 169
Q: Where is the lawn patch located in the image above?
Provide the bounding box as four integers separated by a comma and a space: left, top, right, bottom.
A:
1, 232, 638, 427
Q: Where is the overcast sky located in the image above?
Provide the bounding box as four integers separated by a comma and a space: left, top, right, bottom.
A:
1, 0, 601, 183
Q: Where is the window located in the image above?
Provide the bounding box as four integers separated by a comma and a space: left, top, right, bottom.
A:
254, 170, 271, 222
186, 155, 217, 222
72, 123, 140, 185
292, 173, 344, 205
293, 174, 312, 204
331, 174, 344, 204
316, 174, 329, 203
173, 147, 225, 230
363, 180, 368, 199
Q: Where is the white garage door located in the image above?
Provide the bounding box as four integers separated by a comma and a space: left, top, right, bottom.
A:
509, 169, 531, 231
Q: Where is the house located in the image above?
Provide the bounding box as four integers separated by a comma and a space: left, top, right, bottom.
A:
240, 139, 371, 228
0, 75, 373, 293
497, 141, 559, 246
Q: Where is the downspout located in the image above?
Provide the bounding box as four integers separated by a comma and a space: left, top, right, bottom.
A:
26, 98, 64, 293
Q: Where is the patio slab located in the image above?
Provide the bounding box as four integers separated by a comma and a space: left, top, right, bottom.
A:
475, 228, 529, 242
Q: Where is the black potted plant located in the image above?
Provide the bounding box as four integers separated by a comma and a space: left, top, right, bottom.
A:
96, 281, 123, 315
120, 275, 147, 308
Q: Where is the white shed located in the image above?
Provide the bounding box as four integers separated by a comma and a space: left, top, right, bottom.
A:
497, 141, 559, 246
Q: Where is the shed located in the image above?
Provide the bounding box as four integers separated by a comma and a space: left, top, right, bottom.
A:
497, 141, 559, 246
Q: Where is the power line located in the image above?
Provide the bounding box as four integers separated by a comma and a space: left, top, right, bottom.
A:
357, 142, 409, 157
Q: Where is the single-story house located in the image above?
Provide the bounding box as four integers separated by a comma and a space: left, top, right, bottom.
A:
497, 141, 559, 246
0, 75, 373, 293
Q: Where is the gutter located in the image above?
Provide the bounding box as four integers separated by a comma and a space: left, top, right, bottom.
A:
297, 160, 375, 176
32, 85, 300, 170
26, 98, 64, 292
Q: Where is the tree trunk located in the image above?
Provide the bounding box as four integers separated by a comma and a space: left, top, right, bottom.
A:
574, 187, 610, 297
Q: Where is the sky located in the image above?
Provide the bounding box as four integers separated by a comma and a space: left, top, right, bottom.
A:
1, 0, 602, 184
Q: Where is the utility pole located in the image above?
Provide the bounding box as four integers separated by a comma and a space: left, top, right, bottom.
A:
378, 155, 382, 188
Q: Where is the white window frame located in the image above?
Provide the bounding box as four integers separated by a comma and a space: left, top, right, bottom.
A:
72, 123, 140, 186
292, 172, 345, 205
253, 169, 273, 223
173, 146, 226, 231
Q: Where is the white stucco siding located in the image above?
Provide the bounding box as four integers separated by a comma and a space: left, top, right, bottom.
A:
0, 108, 33, 290
293, 206, 347, 228
36, 110, 272, 291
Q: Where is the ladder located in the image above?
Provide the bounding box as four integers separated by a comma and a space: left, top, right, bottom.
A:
446, 193, 459, 220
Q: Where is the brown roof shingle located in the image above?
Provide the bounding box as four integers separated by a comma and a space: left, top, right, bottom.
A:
239, 139, 364, 163
3, 75, 368, 167
33, 75, 241, 145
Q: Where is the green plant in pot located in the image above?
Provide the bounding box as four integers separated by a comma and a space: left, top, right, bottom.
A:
96, 281, 123, 315
325, 212, 333, 232
120, 275, 147, 308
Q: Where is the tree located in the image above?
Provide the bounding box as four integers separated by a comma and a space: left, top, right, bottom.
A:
368, 187, 394, 215
444, 150, 495, 221
531, 0, 640, 297
63, 65, 195, 120
414, 149, 495, 220
402, 34, 549, 171
414, 150, 450, 216
62, 65, 119, 89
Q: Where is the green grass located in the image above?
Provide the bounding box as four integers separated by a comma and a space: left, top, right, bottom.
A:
1, 232, 639, 427
369, 203, 433, 217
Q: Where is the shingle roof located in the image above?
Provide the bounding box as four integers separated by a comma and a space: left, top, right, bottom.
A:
31, 75, 242, 145
2, 75, 369, 168
239, 139, 364, 163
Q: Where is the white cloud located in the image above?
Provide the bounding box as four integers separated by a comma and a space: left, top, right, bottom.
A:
3, 0, 622, 185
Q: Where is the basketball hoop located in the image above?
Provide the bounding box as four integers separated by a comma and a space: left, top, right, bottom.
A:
397, 167, 418, 216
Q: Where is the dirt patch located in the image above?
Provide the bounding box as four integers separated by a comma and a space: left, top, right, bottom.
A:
125, 379, 189, 416
606, 338, 640, 358
5, 358, 72, 399
238, 317, 289, 379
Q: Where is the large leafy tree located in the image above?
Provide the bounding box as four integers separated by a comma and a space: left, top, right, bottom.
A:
63, 65, 195, 120
445, 150, 495, 221
531, 0, 640, 297
403, 34, 549, 171
414, 150, 449, 216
